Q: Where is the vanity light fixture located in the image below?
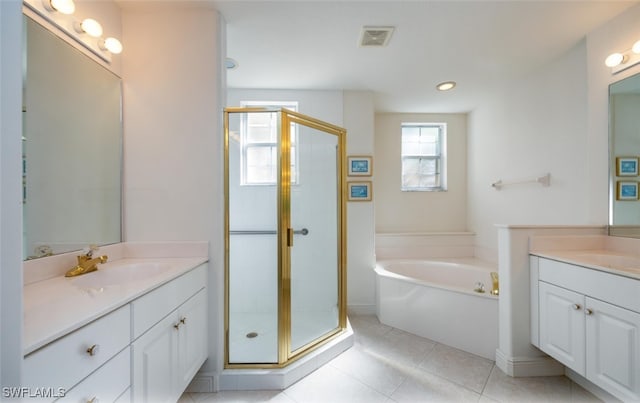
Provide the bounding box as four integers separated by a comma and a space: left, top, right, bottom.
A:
43, 0, 75, 14
436, 81, 456, 91
99, 37, 123, 55
74, 18, 103, 38
605, 39, 640, 74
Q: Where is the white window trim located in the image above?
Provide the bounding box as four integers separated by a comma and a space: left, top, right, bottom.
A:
239, 101, 299, 186
400, 122, 447, 192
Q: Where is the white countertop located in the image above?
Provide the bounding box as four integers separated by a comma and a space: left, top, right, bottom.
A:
531, 249, 640, 281
23, 256, 207, 355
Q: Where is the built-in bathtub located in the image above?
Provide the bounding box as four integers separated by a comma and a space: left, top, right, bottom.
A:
375, 258, 499, 360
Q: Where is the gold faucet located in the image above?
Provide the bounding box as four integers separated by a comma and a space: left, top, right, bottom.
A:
490, 272, 499, 295
65, 246, 108, 277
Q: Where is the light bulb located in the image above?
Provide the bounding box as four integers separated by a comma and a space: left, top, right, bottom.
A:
78, 19, 103, 38
605, 53, 626, 68
436, 81, 456, 91
47, 0, 75, 14
633, 40, 640, 55
99, 37, 123, 54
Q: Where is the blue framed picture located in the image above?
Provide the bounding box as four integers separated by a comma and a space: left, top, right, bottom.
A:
616, 157, 639, 176
347, 181, 372, 201
347, 155, 373, 176
617, 181, 639, 201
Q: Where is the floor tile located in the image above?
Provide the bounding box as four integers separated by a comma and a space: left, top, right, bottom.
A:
419, 343, 494, 393
188, 390, 295, 403
482, 365, 574, 403
283, 364, 389, 403
328, 344, 408, 396
390, 369, 482, 403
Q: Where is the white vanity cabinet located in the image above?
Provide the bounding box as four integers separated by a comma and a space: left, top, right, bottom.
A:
131, 265, 208, 403
23, 260, 208, 403
23, 304, 131, 401
531, 256, 640, 401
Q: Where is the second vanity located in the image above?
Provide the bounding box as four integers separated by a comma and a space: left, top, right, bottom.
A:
22, 242, 209, 403
529, 236, 640, 402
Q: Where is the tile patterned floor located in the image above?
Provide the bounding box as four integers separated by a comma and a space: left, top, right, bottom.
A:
180, 314, 601, 403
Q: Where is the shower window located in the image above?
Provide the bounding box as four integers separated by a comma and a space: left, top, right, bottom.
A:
401, 122, 447, 191
240, 102, 299, 185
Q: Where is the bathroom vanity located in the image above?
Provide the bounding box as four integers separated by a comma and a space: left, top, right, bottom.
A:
22, 243, 208, 402
530, 246, 640, 401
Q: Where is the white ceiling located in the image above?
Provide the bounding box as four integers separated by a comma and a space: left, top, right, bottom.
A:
215, 0, 639, 113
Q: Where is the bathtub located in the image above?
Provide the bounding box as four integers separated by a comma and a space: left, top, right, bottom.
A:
375, 258, 498, 360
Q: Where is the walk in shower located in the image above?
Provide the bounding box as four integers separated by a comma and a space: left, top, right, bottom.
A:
224, 107, 347, 367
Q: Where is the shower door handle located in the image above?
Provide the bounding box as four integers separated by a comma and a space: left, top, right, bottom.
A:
287, 228, 294, 247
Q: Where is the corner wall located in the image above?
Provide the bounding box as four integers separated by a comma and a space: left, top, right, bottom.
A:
467, 40, 594, 259
374, 113, 468, 234
121, 3, 225, 381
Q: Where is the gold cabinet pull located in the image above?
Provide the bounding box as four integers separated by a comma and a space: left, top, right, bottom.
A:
86, 344, 100, 356
87, 397, 99, 403
586, 308, 594, 315
174, 323, 181, 330
572, 304, 581, 310
180, 317, 187, 324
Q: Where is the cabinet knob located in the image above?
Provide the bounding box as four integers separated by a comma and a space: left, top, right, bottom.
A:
180, 317, 187, 325
87, 397, 99, 403
572, 304, 581, 310
586, 308, 594, 315
86, 344, 100, 356
174, 323, 181, 330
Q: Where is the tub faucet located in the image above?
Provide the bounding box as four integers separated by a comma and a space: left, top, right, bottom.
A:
65, 245, 108, 277
490, 272, 499, 295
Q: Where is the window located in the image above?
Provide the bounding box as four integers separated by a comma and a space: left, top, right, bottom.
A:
240, 101, 298, 185
401, 123, 446, 191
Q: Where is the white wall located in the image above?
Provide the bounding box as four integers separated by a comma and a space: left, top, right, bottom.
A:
375, 113, 467, 234
1, 0, 24, 388
121, 3, 225, 377
467, 40, 594, 259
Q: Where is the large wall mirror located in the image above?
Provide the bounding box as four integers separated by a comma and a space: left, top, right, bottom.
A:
609, 71, 640, 239
23, 15, 122, 260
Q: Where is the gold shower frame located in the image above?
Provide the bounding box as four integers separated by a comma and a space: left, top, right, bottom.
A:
223, 107, 348, 368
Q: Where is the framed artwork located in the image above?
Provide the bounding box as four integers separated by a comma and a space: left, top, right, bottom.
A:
616, 157, 639, 176
347, 181, 372, 201
347, 155, 373, 176
616, 181, 639, 201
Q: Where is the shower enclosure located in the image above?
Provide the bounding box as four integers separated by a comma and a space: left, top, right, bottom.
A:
224, 107, 347, 367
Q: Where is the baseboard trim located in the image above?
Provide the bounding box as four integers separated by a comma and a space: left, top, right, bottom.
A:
186, 372, 217, 393
347, 304, 376, 316
495, 349, 565, 377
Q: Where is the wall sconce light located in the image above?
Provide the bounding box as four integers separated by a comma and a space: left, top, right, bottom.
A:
26, 0, 123, 62
43, 0, 75, 15
99, 37, 123, 55
74, 18, 103, 38
605, 39, 640, 74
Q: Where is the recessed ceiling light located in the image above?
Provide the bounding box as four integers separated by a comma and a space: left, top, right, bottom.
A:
436, 81, 456, 91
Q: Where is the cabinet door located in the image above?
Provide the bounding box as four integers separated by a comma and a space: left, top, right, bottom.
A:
132, 312, 179, 403
177, 289, 208, 393
586, 297, 640, 401
539, 281, 586, 375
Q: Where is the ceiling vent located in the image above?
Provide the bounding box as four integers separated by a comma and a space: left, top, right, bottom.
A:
359, 26, 394, 47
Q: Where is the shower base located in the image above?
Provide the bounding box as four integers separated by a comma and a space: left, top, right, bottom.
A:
219, 316, 354, 390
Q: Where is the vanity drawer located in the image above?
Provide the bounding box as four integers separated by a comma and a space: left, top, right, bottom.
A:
131, 264, 206, 339
24, 305, 130, 392
60, 347, 131, 403
538, 258, 640, 313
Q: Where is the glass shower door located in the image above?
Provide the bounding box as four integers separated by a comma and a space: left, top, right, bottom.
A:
225, 107, 346, 367
286, 115, 342, 355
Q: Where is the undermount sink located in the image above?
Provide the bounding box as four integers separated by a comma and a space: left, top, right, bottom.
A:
574, 252, 640, 271
71, 261, 172, 288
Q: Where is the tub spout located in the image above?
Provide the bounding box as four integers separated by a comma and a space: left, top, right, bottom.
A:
490, 272, 499, 295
